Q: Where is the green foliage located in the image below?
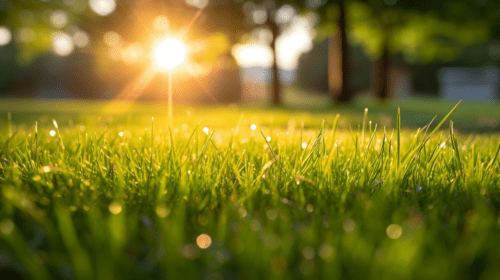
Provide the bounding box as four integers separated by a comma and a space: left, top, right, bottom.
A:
1, 100, 500, 279
315, 0, 498, 63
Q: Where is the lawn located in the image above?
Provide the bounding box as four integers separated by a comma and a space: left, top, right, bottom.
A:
0, 98, 500, 280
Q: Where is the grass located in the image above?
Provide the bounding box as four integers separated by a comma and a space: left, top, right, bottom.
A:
0, 98, 500, 280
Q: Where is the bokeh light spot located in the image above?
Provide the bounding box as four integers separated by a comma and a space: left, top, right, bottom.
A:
73, 31, 89, 48
50, 10, 68, 28
186, 0, 208, 9
89, 0, 116, 16
386, 224, 403, 239
0, 26, 12, 46
108, 201, 122, 214
342, 219, 356, 232
103, 31, 122, 47
52, 32, 74, 56
196, 234, 212, 249
156, 205, 170, 217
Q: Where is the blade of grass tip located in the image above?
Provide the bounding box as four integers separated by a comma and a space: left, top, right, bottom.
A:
362, 108, 368, 147
397, 106, 401, 170
34, 121, 38, 167
260, 127, 277, 162
196, 128, 216, 165
150, 117, 154, 180
178, 122, 200, 159
486, 139, 500, 170
301, 121, 325, 168
7, 112, 11, 138
327, 114, 340, 156
365, 124, 378, 155
421, 115, 437, 160
449, 121, 462, 173
52, 119, 65, 150
425, 100, 462, 143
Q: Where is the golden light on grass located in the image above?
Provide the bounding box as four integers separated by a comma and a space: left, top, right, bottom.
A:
154, 38, 187, 70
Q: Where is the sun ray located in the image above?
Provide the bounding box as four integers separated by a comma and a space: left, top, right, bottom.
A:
103, 65, 159, 113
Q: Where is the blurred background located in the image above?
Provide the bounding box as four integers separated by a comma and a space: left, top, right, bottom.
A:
1, 0, 500, 107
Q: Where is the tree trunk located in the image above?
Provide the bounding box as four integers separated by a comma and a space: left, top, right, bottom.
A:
329, 0, 352, 103
373, 42, 390, 100
268, 18, 281, 106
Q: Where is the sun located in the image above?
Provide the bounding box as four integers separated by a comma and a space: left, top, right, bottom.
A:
154, 38, 187, 70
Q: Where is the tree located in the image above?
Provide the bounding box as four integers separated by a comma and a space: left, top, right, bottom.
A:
312, 0, 353, 103
240, 0, 310, 105
312, 0, 499, 102
348, 0, 498, 100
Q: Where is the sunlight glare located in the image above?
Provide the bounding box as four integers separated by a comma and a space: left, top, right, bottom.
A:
154, 38, 187, 70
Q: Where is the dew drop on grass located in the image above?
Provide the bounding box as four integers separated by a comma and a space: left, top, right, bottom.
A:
266, 136, 272, 141
386, 224, 402, 239
302, 142, 307, 149
119, 132, 124, 137
109, 201, 122, 214
196, 234, 212, 249
49, 130, 56, 136
203, 127, 209, 134
250, 124, 256, 130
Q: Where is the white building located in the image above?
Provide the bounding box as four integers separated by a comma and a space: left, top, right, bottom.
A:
439, 67, 500, 100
